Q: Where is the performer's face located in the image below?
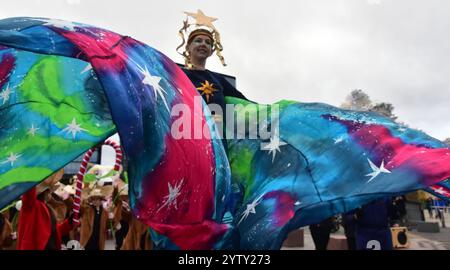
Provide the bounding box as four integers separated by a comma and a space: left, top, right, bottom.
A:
187, 34, 213, 61
90, 197, 103, 207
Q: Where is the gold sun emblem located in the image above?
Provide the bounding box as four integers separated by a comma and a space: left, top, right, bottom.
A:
196, 80, 218, 103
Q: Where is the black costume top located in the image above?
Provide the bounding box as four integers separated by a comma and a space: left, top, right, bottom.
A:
182, 69, 248, 115
182, 68, 250, 149
85, 206, 102, 250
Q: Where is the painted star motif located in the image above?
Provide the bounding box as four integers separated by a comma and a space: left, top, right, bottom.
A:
184, 9, 217, 28
62, 118, 87, 139
27, 124, 40, 136
333, 135, 346, 144
80, 63, 92, 74
1, 152, 22, 167
157, 179, 184, 212
433, 187, 450, 196
237, 194, 264, 225
39, 18, 78, 31
137, 64, 170, 112
366, 159, 391, 183
262, 135, 287, 162
196, 81, 217, 103
0, 85, 13, 105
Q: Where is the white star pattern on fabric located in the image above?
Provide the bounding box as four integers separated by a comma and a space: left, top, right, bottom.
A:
433, 187, 450, 196
262, 135, 287, 162
137, 64, 170, 112
237, 194, 264, 225
27, 124, 40, 136
1, 152, 22, 167
80, 63, 92, 74
62, 118, 87, 139
39, 19, 78, 31
366, 159, 391, 183
0, 85, 13, 105
157, 179, 184, 212
333, 135, 346, 144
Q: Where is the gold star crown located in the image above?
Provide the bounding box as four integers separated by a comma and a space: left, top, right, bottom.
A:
176, 9, 226, 68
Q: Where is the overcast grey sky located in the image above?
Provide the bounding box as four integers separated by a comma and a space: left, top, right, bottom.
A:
2, 0, 449, 144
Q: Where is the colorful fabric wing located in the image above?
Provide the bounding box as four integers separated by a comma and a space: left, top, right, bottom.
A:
0, 29, 116, 209
0, 17, 232, 250
225, 97, 450, 249
1, 17, 449, 251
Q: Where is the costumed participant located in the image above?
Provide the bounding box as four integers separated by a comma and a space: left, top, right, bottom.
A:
48, 182, 69, 222
109, 178, 152, 250
177, 10, 249, 149
355, 199, 393, 250
120, 215, 152, 250
118, 185, 152, 250
309, 217, 334, 250
395, 196, 407, 226
74, 141, 123, 250
59, 180, 77, 245
342, 210, 357, 250
1, 16, 450, 250
16, 169, 74, 250
63, 180, 77, 217
111, 178, 131, 250
2, 201, 22, 250
387, 197, 401, 227
176, 13, 251, 242
0, 210, 13, 249
79, 185, 114, 250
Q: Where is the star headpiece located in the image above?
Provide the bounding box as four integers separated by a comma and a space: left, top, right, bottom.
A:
176, 9, 226, 68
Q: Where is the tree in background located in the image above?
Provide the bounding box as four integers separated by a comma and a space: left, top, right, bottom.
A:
370, 102, 398, 121
444, 138, 450, 146
341, 89, 397, 121
340, 89, 372, 111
